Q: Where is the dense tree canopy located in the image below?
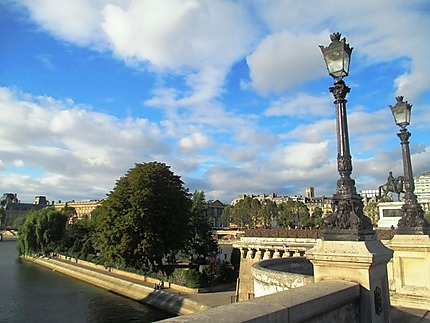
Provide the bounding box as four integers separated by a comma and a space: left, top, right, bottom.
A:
222, 197, 311, 229
183, 190, 218, 262
18, 207, 69, 255
60, 216, 96, 260
95, 162, 192, 269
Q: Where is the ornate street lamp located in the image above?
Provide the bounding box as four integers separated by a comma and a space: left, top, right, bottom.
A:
319, 33, 374, 240
389, 96, 429, 234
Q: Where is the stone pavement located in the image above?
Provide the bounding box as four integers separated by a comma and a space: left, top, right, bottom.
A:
171, 290, 236, 308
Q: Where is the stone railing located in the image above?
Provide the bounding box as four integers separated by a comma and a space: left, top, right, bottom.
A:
243, 228, 395, 240
161, 280, 360, 322
252, 258, 314, 297
233, 237, 317, 301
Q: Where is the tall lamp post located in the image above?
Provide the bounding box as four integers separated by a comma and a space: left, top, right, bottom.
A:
389, 96, 429, 234
319, 33, 373, 240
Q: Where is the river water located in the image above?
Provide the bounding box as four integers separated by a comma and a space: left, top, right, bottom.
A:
0, 240, 174, 323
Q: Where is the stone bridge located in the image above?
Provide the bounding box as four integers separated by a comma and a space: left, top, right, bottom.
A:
232, 234, 430, 311
233, 237, 317, 301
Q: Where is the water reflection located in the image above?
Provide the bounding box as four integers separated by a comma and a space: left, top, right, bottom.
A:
0, 240, 174, 323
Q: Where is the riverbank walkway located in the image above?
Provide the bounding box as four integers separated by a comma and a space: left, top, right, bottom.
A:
62, 257, 237, 308
25, 254, 429, 322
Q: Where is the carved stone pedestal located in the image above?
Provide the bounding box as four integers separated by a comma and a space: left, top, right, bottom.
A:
307, 239, 393, 323
386, 234, 430, 310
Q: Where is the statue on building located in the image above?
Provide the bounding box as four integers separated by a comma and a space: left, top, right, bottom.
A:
378, 171, 405, 201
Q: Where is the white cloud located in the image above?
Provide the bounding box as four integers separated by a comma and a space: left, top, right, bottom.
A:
12, 160, 24, 167
0, 87, 170, 200
6, 1, 430, 204
179, 132, 210, 154
264, 93, 332, 118
247, 30, 328, 94
271, 142, 331, 170
19, 0, 112, 48
101, 0, 256, 70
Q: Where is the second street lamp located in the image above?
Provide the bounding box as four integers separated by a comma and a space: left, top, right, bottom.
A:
389, 96, 429, 234
319, 33, 374, 240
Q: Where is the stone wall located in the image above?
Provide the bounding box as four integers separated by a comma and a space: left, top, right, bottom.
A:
233, 237, 316, 301
23, 256, 208, 315
161, 280, 360, 322
252, 258, 314, 297
386, 234, 430, 310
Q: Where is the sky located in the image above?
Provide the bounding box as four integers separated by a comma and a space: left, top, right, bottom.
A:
1, 0, 430, 204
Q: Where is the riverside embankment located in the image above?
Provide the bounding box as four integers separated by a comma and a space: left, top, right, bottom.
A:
23, 256, 234, 316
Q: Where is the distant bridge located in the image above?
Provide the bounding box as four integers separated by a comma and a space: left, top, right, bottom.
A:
212, 230, 244, 240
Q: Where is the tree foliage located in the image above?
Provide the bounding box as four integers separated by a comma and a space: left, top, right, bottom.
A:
222, 197, 311, 229
363, 196, 393, 226
183, 190, 218, 262
95, 162, 192, 270
18, 207, 69, 255
60, 216, 96, 260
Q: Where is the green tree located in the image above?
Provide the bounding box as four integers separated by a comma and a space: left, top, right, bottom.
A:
95, 162, 192, 270
18, 207, 68, 255
230, 196, 254, 228
183, 190, 218, 263
363, 196, 393, 226
259, 199, 278, 228
300, 207, 324, 228
221, 205, 233, 228
249, 198, 261, 228
61, 216, 95, 260
277, 200, 309, 228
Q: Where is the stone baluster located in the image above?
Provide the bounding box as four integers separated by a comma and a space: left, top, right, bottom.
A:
282, 248, 291, 258
254, 249, 262, 260
240, 247, 247, 259
272, 249, 281, 258
292, 250, 301, 257
246, 248, 254, 259
263, 249, 272, 260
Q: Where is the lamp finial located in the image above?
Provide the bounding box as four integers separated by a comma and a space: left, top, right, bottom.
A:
330, 32, 341, 42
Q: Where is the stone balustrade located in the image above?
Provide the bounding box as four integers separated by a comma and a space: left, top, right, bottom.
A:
233, 237, 317, 301
235, 237, 316, 260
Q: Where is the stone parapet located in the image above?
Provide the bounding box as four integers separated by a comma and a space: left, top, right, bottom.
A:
252, 258, 314, 297
385, 234, 430, 310
234, 237, 316, 301
307, 239, 393, 323
161, 280, 360, 323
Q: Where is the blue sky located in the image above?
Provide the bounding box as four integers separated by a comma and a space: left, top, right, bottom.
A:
1, 0, 430, 204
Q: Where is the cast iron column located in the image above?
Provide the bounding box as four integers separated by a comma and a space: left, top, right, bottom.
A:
396, 127, 429, 234
322, 79, 374, 240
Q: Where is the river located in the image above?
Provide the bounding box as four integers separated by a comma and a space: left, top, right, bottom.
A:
0, 239, 174, 323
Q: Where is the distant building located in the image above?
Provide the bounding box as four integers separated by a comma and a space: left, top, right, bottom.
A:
360, 189, 379, 205
414, 172, 430, 211
205, 199, 227, 229
231, 193, 302, 206
303, 195, 332, 217
53, 200, 104, 221
0, 193, 49, 228
305, 187, 315, 198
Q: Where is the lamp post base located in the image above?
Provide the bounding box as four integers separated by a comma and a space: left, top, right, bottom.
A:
396, 203, 430, 235
323, 229, 375, 241
396, 226, 429, 235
